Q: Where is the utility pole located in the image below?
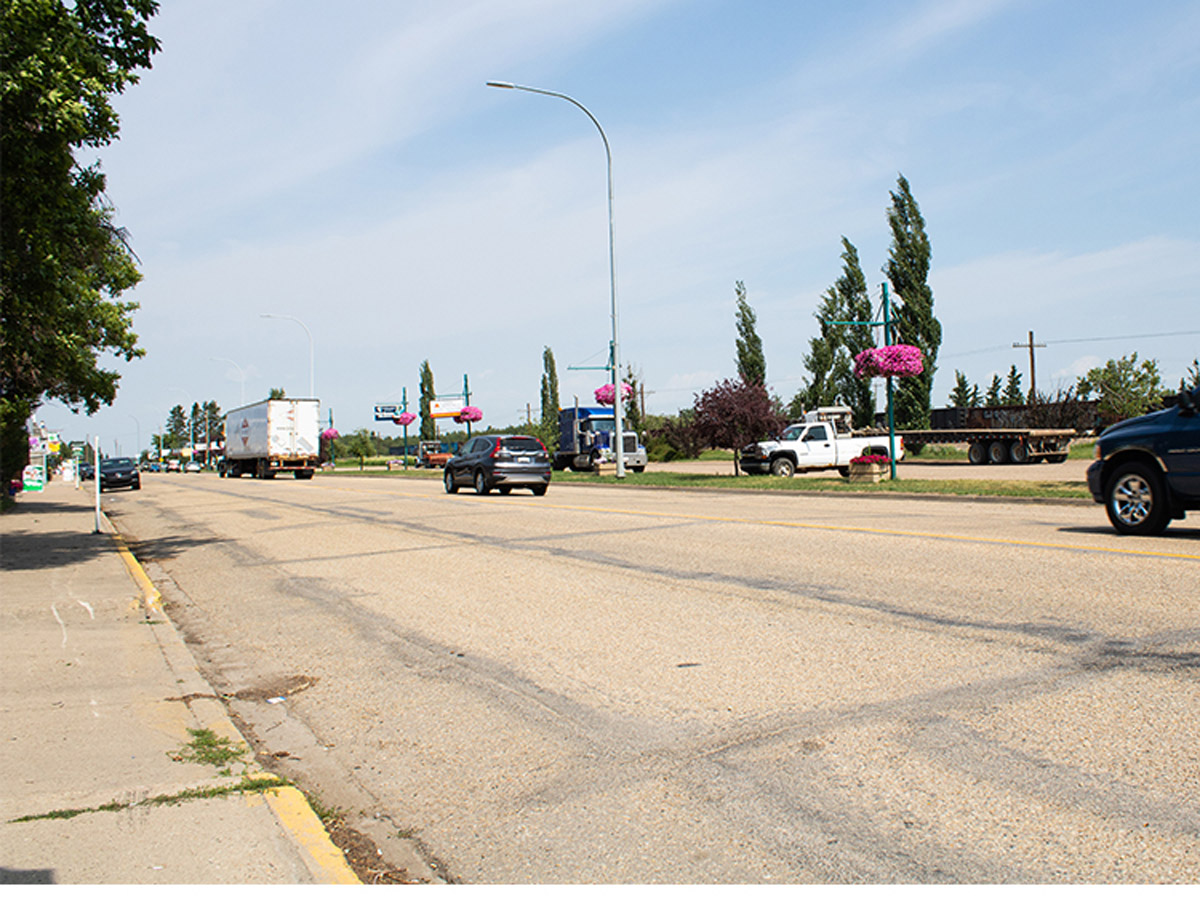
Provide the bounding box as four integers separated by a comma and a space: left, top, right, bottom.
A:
1013, 330, 1047, 401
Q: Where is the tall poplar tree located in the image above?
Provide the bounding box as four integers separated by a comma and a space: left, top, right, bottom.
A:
418, 360, 436, 441
794, 238, 875, 427
734, 281, 766, 385
884, 175, 941, 430
539, 347, 559, 431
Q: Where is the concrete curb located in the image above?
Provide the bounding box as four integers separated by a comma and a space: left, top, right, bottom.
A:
101, 511, 360, 886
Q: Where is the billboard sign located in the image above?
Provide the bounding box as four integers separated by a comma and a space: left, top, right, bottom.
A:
430, 399, 464, 419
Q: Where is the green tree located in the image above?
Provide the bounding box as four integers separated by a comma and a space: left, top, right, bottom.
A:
539, 346, 560, 449
268, 387, 286, 399
164, 404, 188, 450
1002, 365, 1024, 406
1077, 353, 1165, 424
622, 363, 643, 436
794, 238, 875, 427
1181, 358, 1199, 391
339, 428, 376, 470
984, 374, 1003, 406
831, 239, 875, 428
884, 175, 941, 429
418, 360, 436, 441
0, 0, 161, 487
949, 371, 980, 407
734, 281, 765, 386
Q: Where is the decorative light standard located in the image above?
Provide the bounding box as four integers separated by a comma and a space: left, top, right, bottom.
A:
260, 313, 314, 398
486, 81, 625, 477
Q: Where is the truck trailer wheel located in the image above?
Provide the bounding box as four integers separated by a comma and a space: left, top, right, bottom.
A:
987, 440, 1009, 465
1009, 441, 1029, 464
770, 457, 796, 478
1105, 462, 1170, 536
967, 442, 988, 465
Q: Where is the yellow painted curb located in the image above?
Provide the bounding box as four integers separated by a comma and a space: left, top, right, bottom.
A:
109, 528, 164, 613
264, 786, 360, 884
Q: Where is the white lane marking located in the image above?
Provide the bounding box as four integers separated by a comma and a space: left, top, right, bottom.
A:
78, 600, 95, 619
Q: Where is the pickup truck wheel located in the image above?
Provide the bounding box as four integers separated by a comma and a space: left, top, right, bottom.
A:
770, 457, 795, 478
988, 440, 1009, 465
474, 470, 491, 495
838, 466, 850, 478
967, 442, 988, 465
1009, 441, 1029, 464
1105, 462, 1169, 535
444, 468, 458, 493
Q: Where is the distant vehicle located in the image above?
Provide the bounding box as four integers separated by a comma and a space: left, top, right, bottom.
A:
554, 405, 647, 472
78, 461, 95, 480
184, 460, 203, 473
890, 401, 1092, 465
740, 408, 901, 477
99, 457, 140, 492
166, 459, 182, 472
1087, 385, 1200, 535
220, 398, 320, 479
444, 434, 551, 496
418, 441, 453, 468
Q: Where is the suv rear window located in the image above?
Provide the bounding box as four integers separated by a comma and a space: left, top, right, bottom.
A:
501, 437, 542, 452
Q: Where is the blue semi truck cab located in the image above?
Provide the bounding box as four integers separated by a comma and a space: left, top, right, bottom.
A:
555, 406, 648, 472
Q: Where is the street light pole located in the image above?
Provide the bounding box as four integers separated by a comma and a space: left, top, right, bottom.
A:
487, 80, 625, 478
260, 313, 314, 398
212, 356, 247, 406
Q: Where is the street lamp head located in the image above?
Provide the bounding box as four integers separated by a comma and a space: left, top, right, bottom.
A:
486, 81, 515, 89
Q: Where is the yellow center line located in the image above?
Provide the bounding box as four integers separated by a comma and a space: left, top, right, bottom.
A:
312, 482, 1200, 561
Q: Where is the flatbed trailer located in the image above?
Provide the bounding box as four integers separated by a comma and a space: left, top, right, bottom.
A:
897, 428, 1075, 465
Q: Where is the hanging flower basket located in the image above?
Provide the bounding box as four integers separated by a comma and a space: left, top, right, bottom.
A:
393, 412, 416, 427
854, 345, 924, 379
594, 382, 633, 406
320, 428, 340, 441
454, 406, 483, 423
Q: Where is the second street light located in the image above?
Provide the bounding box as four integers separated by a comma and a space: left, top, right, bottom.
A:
487, 80, 626, 478
260, 313, 315, 398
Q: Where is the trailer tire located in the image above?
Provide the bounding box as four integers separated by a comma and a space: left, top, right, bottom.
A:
295, 469, 314, 480
1045, 453, 1068, 464
988, 440, 1009, 465
1009, 441, 1029, 464
770, 457, 796, 478
968, 442, 988, 465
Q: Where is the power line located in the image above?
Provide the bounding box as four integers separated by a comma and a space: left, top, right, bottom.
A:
943, 329, 1200, 359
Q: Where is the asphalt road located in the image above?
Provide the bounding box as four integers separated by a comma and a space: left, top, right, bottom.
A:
104, 472, 1199, 883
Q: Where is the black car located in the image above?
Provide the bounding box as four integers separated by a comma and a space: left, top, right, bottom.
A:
444, 435, 551, 496
1086, 385, 1200, 535
78, 461, 95, 480
99, 456, 141, 492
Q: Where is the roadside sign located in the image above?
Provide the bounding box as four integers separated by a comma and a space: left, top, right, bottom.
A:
430, 399, 463, 419
374, 403, 405, 421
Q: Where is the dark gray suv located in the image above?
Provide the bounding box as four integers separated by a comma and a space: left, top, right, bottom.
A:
444, 435, 551, 496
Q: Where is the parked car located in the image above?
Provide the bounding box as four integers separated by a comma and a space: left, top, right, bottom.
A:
1087, 385, 1200, 535
78, 461, 95, 480
444, 434, 551, 496
184, 460, 203, 473
166, 459, 181, 472
99, 457, 141, 492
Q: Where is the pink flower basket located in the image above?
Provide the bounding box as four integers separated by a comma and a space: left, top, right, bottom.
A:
454, 406, 483, 423
854, 345, 924, 379
594, 382, 633, 406
393, 412, 416, 427
321, 428, 340, 440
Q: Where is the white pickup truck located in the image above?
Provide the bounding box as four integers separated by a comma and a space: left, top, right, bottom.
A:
739, 407, 902, 477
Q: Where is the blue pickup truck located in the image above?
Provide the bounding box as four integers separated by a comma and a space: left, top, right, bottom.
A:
1086, 385, 1200, 535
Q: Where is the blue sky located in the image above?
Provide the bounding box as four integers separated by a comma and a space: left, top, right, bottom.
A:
42, 0, 1200, 451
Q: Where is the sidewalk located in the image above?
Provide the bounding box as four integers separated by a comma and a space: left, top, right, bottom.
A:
0, 482, 358, 884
